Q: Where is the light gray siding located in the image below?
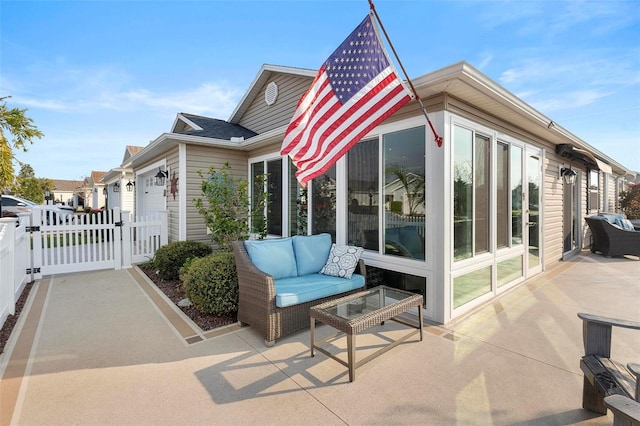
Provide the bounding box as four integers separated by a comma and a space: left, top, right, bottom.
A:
166, 147, 180, 243
543, 154, 565, 266
237, 74, 313, 134
604, 172, 617, 213
184, 145, 248, 246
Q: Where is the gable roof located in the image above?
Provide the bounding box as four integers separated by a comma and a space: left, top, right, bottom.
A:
123, 145, 144, 163
90, 171, 106, 186
172, 113, 257, 140
51, 179, 84, 192
228, 64, 316, 124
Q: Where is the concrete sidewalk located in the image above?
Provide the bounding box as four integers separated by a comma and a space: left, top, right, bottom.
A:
1, 253, 638, 425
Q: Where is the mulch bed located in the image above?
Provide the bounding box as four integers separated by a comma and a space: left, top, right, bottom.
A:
136, 264, 237, 331
0, 267, 237, 356
0, 282, 34, 355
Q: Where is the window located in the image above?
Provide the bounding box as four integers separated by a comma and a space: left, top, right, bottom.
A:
250, 158, 283, 237
311, 164, 336, 241
289, 159, 307, 236
348, 138, 378, 247
511, 146, 523, 245
475, 134, 490, 255
267, 159, 283, 235
383, 126, 425, 260
497, 142, 524, 248
453, 126, 491, 260
588, 169, 600, 212
497, 142, 509, 249
347, 126, 426, 260
453, 127, 473, 259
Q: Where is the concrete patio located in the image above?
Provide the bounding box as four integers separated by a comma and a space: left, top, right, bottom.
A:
1, 252, 638, 425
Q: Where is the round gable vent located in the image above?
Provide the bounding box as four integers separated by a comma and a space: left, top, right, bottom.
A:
265, 81, 278, 106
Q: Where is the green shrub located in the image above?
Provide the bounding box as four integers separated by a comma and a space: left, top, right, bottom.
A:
389, 200, 402, 213
153, 240, 212, 281
182, 251, 238, 315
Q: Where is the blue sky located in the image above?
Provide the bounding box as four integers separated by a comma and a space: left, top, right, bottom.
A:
2, 0, 639, 181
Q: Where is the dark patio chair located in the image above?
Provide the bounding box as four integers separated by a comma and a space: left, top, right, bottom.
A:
585, 216, 640, 258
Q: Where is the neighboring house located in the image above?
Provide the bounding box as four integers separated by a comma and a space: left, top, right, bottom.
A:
123, 112, 261, 242
50, 179, 84, 207
125, 62, 636, 325
83, 171, 107, 210
384, 172, 425, 216
101, 146, 142, 215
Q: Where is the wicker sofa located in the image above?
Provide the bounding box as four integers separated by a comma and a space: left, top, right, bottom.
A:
585, 215, 640, 258
231, 234, 366, 346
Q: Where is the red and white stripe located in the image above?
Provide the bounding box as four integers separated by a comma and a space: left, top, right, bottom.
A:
280, 66, 411, 186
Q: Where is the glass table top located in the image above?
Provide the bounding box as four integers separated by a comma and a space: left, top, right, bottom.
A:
320, 286, 417, 320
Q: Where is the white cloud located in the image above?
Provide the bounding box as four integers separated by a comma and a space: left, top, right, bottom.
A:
121, 83, 241, 117
528, 89, 611, 113
476, 0, 638, 37
4, 60, 242, 119
498, 53, 638, 114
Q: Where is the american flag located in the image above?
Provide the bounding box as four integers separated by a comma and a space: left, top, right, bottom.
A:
280, 13, 413, 186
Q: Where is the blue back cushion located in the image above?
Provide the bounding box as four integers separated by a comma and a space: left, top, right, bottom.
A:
244, 238, 298, 279
292, 233, 332, 275
399, 226, 424, 259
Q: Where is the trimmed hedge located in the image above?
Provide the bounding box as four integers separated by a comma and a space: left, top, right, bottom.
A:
182, 251, 238, 315
152, 240, 212, 281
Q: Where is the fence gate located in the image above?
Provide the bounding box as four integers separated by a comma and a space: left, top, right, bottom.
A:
31, 207, 122, 278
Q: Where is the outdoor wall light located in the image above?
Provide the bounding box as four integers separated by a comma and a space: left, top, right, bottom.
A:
560, 167, 577, 185
155, 168, 169, 186
113, 182, 120, 193
103, 187, 108, 196
126, 180, 135, 192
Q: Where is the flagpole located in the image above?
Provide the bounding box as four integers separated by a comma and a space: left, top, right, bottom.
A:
368, 0, 443, 147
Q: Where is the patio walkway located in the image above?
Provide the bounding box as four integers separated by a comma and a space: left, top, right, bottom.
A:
1, 253, 638, 425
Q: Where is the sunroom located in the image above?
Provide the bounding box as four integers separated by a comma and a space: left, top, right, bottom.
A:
235, 61, 624, 324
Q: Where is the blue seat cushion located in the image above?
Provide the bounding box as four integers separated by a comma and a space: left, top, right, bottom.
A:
244, 238, 297, 279
292, 233, 332, 276
274, 273, 365, 308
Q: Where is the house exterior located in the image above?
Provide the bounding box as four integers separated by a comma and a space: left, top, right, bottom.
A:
50, 179, 84, 208
101, 146, 142, 215
82, 171, 107, 210
126, 62, 637, 325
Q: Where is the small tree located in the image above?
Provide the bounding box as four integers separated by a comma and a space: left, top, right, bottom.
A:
386, 163, 425, 216
193, 162, 250, 251
0, 96, 44, 194
620, 182, 640, 219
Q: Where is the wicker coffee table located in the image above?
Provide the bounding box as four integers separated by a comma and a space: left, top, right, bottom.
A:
310, 285, 423, 382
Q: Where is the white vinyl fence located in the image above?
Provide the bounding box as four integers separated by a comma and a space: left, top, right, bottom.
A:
0, 209, 167, 329
0, 215, 31, 330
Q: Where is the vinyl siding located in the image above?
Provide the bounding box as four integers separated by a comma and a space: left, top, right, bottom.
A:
166, 148, 180, 243
604, 173, 617, 213
184, 145, 248, 246
238, 74, 314, 134
543, 154, 565, 265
